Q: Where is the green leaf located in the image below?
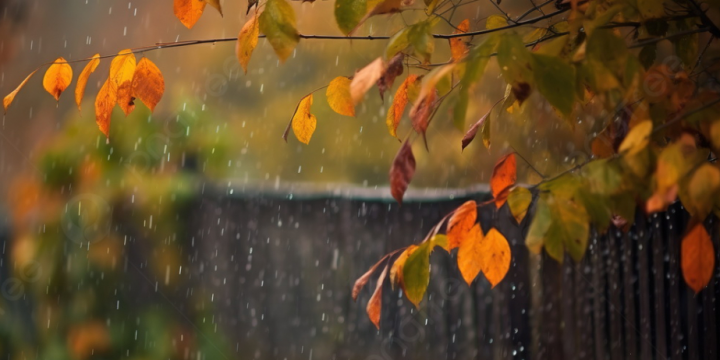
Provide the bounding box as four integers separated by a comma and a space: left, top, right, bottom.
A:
408, 20, 437, 63
454, 34, 499, 130
528, 192, 590, 262
497, 32, 533, 86
335, 0, 367, 35
587, 29, 627, 69
386, 27, 410, 59
486, 15, 507, 30
638, 0, 664, 19
531, 54, 576, 116
507, 186, 532, 224
402, 240, 431, 308
259, 0, 300, 62
683, 164, 720, 219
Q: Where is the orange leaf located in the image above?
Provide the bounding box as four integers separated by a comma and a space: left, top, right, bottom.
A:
449, 19, 470, 62
446, 200, 477, 250
389, 140, 416, 204
95, 79, 117, 138
389, 245, 417, 289
385, 74, 419, 138
350, 57, 386, 105
174, 0, 206, 29
75, 54, 100, 111
131, 58, 165, 112
43, 57, 73, 101
326, 76, 355, 117
3, 70, 37, 113
237, 13, 260, 74
681, 222, 715, 293
290, 94, 316, 144
109, 49, 137, 116
491, 153, 517, 208
479, 228, 511, 287
457, 224, 484, 285
367, 264, 389, 329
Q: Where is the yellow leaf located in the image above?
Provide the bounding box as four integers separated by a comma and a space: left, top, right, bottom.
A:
350, 57, 386, 105
131, 58, 165, 112
681, 222, 715, 293
43, 57, 73, 101
204, 0, 223, 16
326, 76, 355, 117
386, 74, 418, 138
291, 94, 316, 144
3, 70, 37, 112
237, 14, 260, 74
618, 120, 652, 155
174, 0, 206, 29
95, 79, 117, 138
479, 228, 511, 288
685, 164, 720, 219
110, 49, 137, 116
389, 245, 417, 289
75, 54, 100, 111
457, 224, 484, 285
446, 200, 477, 250
507, 186, 532, 224
486, 14, 507, 30
449, 19, 470, 62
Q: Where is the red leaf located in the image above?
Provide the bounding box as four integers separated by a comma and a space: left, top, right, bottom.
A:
377, 53, 404, 101
389, 140, 416, 205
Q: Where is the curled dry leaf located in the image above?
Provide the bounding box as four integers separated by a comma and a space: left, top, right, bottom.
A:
350, 57, 386, 105
449, 19, 470, 62
131, 58, 165, 112
352, 253, 391, 301
75, 54, 100, 111
385, 74, 419, 138
410, 89, 437, 148
204, 0, 223, 16
95, 79, 117, 138
389, 140, 416, 204
174, 0, 206, 29
237, 13, 260, 74
457, 224, 484, 285
377, 53, 404, 101
446, 200, 477, 250
43, 57, 73, 101
681, 222, 715, 293
366, 264, 389, 329
326, 76, 355, 117
490, 153, 517, 208
462, 106, 493, 150
290, 94, 317, 144
479, 228, 511, 288
109, 49, 137, 116
3, 70, 37, 112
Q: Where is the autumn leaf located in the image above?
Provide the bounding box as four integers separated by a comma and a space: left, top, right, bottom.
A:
95, 79, 117, 138
526, 191, 589, 262
377, 53, 404, 101
350, 57, 386, 105
290, 94, 316, 144
684, 164, 720, 219
390, 245, 417, 289
449, 19, 469, 62
367, 264, 389, 329
457, 224, 484, 285
507, 186, 532, 224
389, 140, 416, 204
479, 228, 511, 287
446, 200, 477, 250
3, 70, 37, 112
237, 13, 260, 74
43, 57, 73, 101
681, 222, 715, 293
335, 0, 367, 35
491, 153, 517, 208
326, 76, 355, 117
131, 57, 165, 112
461, 105, 493, 150
409, 88, 437, 144
109, 49, 137, 116
350, 0, 402, 35
353, 253, 392, 301
385, 74, 419, 138
402, 241, 431, 308
486, 14, 507, 29
75, 54, 100, 111
204, 0, 223, 16
259, 0, 300, 62
618, 120, 652, 155
174, 0, 207, 29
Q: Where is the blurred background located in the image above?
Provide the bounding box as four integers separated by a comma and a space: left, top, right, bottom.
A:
0, 0, 600, 359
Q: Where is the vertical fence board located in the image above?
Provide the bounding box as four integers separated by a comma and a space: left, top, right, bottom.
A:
637, 216, 653, 360
653, 214, 668, 359
622, 230, 639, 360
591, 232, 608, 360
607, 231, 624, 360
